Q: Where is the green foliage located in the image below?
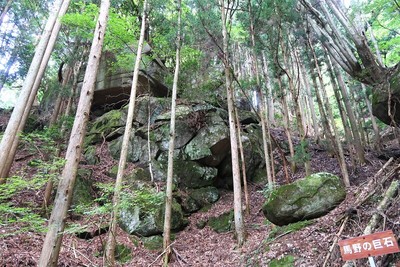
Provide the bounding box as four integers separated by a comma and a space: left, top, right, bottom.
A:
0, 176, 47, 236
72, 182, 114, 216
61, 2, 99, 40
73, 182, 165, 217
291, 140, 311, 165
362, 0, 400, 66
20, 126, 64, 156
261, 183, 278, 199
115, 244, 132, 263
269, 255, 295, 267
266, 220, 314, 241
128, 188, 165, 214
0, 176, 45, 201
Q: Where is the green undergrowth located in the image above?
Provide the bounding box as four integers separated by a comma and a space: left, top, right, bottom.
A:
269, 255, 295, 267
0, 176, 48, 237
72, 182, 165, 217
243, 221, 312, 266
266, 220, 314, 242
0, 126, 70, 237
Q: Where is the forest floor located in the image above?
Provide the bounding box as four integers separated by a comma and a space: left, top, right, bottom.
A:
0, 113, 399, 266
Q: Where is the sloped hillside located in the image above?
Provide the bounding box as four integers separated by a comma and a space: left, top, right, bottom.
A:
0, 108, 399, 267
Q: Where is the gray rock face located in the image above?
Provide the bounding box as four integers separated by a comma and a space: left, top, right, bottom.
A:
85, 96, 269, 237
262, 172, 346, 226
181, 186, 220, 213
371, 69, 400, 125
91, 51, 169, 110
71, 169, 94, 209
118, 197, 186, 237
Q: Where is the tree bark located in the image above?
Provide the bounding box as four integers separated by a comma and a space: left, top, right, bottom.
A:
162, 0, 181, 265
220, 0, 245, 246
308, 36, 350, 187
361, 84, 381, 151
0, 0, 13, 27
103, 1, 147, 266
299, 59, 319, 141
0, 0, 70, 181
248, 0, 273, 188
277, 76, 296, 173
330, 58, 365, 164
38, 1, 110, 265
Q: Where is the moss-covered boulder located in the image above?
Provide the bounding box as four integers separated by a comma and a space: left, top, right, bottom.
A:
109, 132, 156, 163
71, 169, 94, 208
83, 146, 99, 165
372, 69, 400, 125
174, 160, 218, 188
118, 194, 187, 237
133, 96, 171, 125
184, 116, 229, 166
141, 235, 164, 250
85, 109, 125, 145
181, 186, 220, 213
208, 210, 234, 233
262, 172, 346, 226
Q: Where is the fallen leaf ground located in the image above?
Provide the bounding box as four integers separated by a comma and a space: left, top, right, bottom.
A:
0, 113, 399, 266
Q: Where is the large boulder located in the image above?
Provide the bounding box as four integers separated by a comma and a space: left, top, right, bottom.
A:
85, 109, 125, 145
175, 160, 218, 188
91, 51, 169, 110
118, 193, 186, 237
372, 68, 400, 125
262, 172, 346, 226
71, 169, 94, 209
181, 186, 220, 213
184, 119, 229, 166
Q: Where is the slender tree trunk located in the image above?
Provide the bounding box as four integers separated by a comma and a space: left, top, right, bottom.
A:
330, 58, 365, 164
277, 77, 296, 173
220, 0, 245, 246
162, 0, 181, 265
103, 1, 147, 266
325, 54, 356, 166
42, 65, 74, 212
248, 0, 273, 188
299, 59, 319, 141
234, 107, 250, 215
49, 66, 73, 125
38, 1, 110, 265
308, 36, 350, 187
0, 0, 70, 181
362, 84, 381, 151
366, 22, 384, 66
261, 51, 275, 125
287, 45, 311, 175
260, 54, 277, 182
0, 0, 13, 27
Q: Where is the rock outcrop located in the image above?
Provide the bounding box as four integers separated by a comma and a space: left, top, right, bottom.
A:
84, 96, 267, 238
262, 172, 346, 226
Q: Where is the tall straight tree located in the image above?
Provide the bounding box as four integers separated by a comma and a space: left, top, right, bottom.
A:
1, 0, 72, 180
220, 0, 245, 246
331, 57, 365, 164
0, 0, 13, 27
162, 0, 182, 265
247, 0, 273, 188
103, 1, 148, 265
0, 0, 70, 181
300, 0, 400, 126
307, 34, 350, 187
38, 0, 110, 265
